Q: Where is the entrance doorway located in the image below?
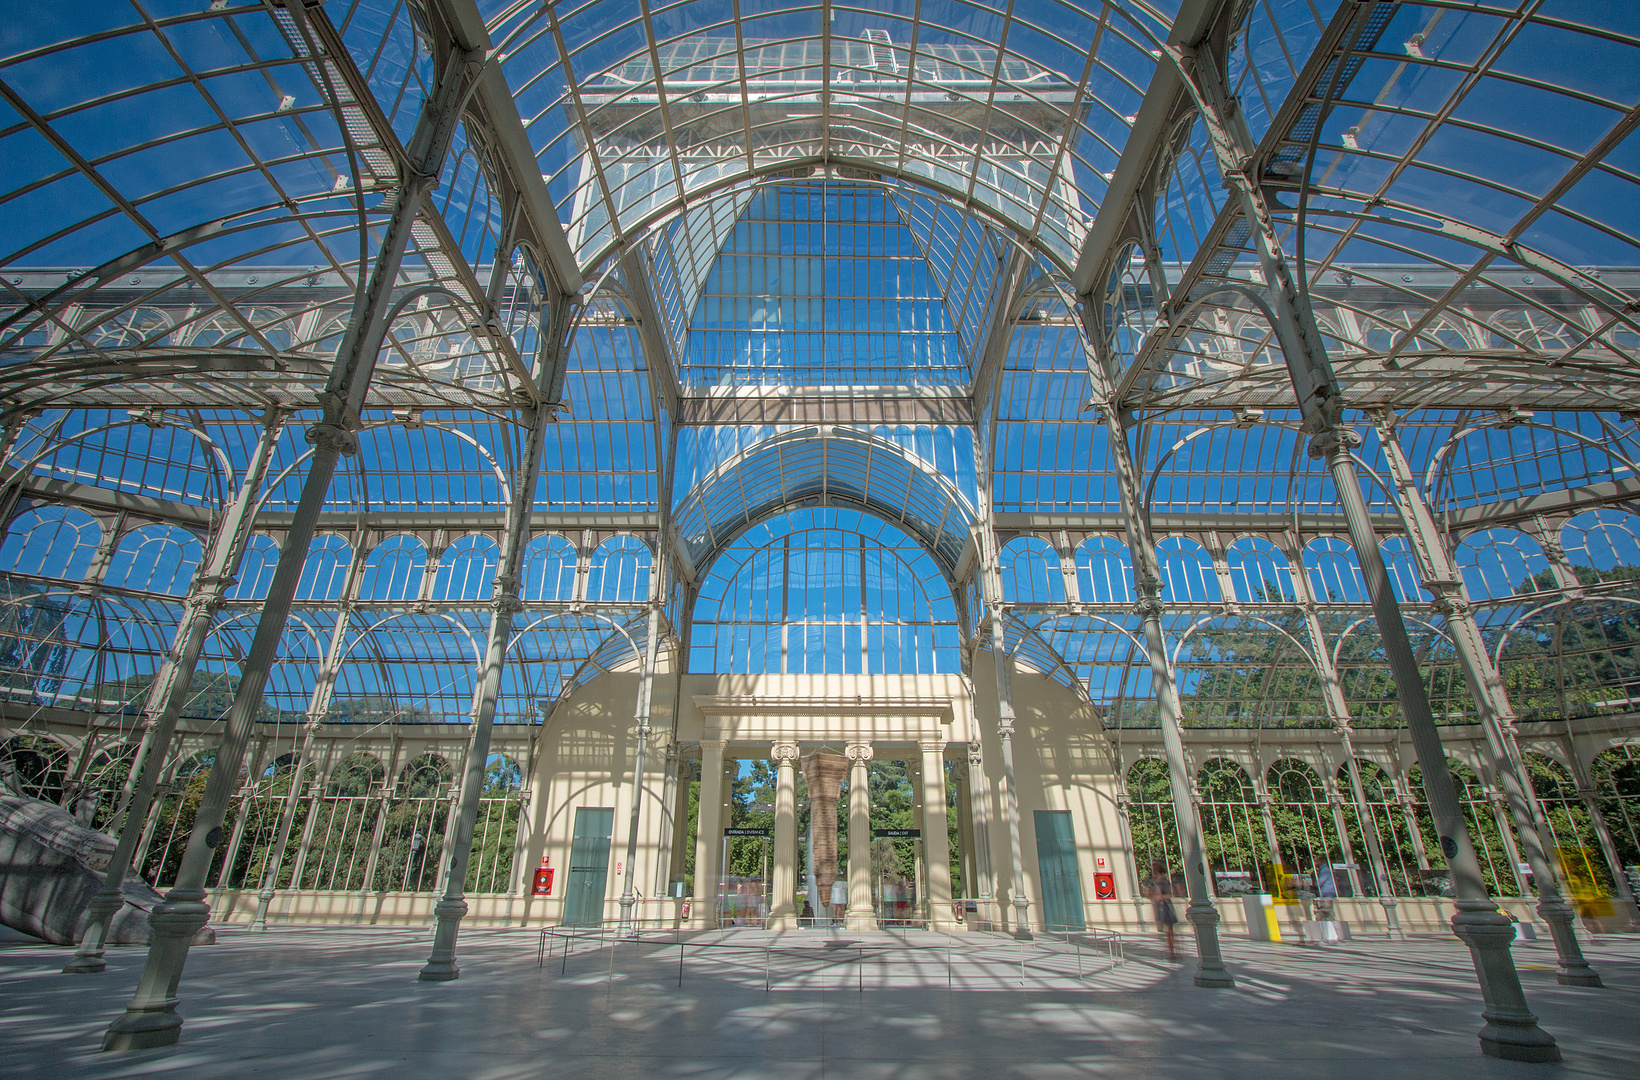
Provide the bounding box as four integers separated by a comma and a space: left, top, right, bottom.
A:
564, 807, 614, 926
1034, 810, 1086, 931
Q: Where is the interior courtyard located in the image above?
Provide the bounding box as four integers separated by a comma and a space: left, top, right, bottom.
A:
1, 0, 1639, 1073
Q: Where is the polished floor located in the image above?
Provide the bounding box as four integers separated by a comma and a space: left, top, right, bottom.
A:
1, 922, 1637, 1078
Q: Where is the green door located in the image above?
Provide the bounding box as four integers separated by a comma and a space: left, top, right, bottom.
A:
564, 807, 614, 927
1034, 810, 1086, 931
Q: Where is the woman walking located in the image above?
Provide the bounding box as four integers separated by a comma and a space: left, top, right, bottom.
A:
1148, 859, 1179, 960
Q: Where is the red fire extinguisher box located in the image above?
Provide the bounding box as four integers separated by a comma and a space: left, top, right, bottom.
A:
1093, 872, 1116, 900
532, 858, 554, 896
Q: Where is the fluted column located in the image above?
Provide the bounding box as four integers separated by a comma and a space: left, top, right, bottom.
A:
768, 743, 799, 928
101, 44, 485, 1050
65, 411, 284, 974
692, 739, 727, 927
920, 741, 953, 929
1105, 408, 1232, 987
845, 744, 877, 931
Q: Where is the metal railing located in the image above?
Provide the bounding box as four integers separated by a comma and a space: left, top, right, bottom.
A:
535, 923, 1125, 990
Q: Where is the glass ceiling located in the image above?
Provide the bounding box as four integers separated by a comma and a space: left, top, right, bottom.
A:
0, 0, 1636, 731
494, 0, 1163, 271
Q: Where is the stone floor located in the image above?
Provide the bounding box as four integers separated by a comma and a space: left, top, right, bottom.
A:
2, 923, 1637, 1078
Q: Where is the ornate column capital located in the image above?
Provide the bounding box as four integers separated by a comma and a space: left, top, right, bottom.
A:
845, 743, 874, 764
771, 742, 800, 765
917, 739, 947, 756
698, 737, 727, 753
304, 418, 358, 456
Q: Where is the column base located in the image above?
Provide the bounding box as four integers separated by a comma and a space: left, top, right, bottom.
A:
1537, 898, 1602, 987
1185, 901, 1235, 988
418, 897, 469, 982
844, 906, 878, 932
101, 895, 210, 1052
767, 904, 798, 930
64, 890, 124, 974
62, 953, 108, 974
1452, 904, 1558, 1062
251, 888, 275, 930
102, 1009, 183, 1052
1480, 1032, 1562, 1063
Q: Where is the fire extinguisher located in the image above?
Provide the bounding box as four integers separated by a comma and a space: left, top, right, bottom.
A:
531, 855, 554, 896
681, 898, 691, 919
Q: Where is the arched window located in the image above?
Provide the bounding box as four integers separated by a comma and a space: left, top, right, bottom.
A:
358, 535, 427, 602
1225, 536, 1294, 603
469, 753, 526, 893
1157, 535, 1221, 603
0, 506, 100, 580
1561, 509, 1640, 584
1125, 758, 1181, 879
299, 752, 386, 891
103, 523, 203, 595
1195, 758, 1266, 891
431, 534, 499, 601
1075, 536, 1133, 603
295, 535, 352, 601
1379, 536, 1423, 603
1266, 759, 1343, 891
1305, 537, 1366, 603
326, 752, 385, 797
1524, 752, 1614, 895
521, 534, 577, 601
999, 536, 1064, 603
691, 508, 958, 675
1455, 528, 1551, 600
1407, 758, 1523, 897
587, 535, 651, 602
377, 752, 453, 892
228, 534, 279, 601
1591, 745, 1640, 874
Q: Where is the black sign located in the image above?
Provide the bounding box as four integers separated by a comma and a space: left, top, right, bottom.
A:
723, 827, 770, 837
872, 828, 921, 838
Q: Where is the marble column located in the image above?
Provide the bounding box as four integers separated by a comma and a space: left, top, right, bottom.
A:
768, 743, 800, 928
920, 741, 954, 929
845, 744, 878, 931
952, 760, 976, 912
692, 739, 727, 927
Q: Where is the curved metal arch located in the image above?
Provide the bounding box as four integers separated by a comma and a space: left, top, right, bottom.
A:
199, 610, 328, 671
1491, 593, 1640, 671
582, 173, 1084, 374
1331, 612, 1457, 673
692, 491, 967, 601
991, 612, 1109, 714
7, 416, 237, 523
251, 417, 511, 530
1425, 419, 1640, 525
675, 426, 978, 585
1171, 610, 1319, 676
509, 609, 654, 727
1143, 416, 1306, 518
1027, 611, 1148, 657
0, 588, 182, 712
575, 156, 1094, 284
335, 610, 488, 672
